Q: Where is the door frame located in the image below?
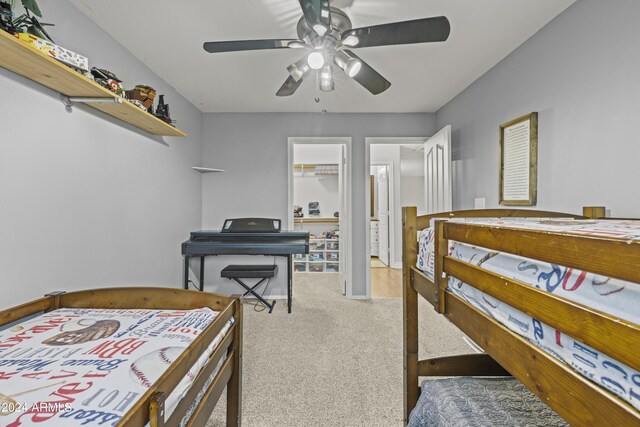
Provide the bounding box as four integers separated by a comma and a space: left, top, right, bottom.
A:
287, 137, 353, 298
370, 162, 394, 266
365, 137, 429, 297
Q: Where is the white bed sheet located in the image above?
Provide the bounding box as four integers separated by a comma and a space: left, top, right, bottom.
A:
417, 219, 640, 411
0, 307, 233, 426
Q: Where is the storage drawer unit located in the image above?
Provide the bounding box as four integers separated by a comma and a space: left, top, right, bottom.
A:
371, 221, 379, 256
292, 238, 340, 273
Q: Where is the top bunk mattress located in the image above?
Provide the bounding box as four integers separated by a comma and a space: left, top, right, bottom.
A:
416, 218, 640, 412
0, 306, 233, 426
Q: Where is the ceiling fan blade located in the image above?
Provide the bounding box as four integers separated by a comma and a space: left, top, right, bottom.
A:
276, 72, 309, 97
343, 50, 391, 95
203, 39, 304, 53
341, 16, 450, 48
298, 0, 332, 31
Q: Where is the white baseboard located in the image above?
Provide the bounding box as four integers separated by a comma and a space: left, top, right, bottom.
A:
392, 261, 402, 269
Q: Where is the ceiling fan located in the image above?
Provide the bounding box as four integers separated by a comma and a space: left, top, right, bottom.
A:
203, 0, 450, 97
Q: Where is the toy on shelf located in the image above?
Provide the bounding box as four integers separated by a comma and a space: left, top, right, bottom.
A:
154, 94, 174, 125
308, 201, 320, 217
91, 67, 124, 96
8, 0, 54, 42
0, 2, 16, 34
125, 85, 156, 111
294, 205, 304, 218
18, 33, 88, 73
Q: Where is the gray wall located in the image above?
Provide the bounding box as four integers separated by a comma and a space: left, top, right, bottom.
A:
437, 0, 640, 218
0, 1, 203, 309
201, 113, 436, 297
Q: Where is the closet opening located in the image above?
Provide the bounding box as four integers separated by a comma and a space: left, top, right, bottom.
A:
287, 137, 352, 298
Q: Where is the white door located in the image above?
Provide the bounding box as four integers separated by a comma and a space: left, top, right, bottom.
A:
377, 166, 390, 266
339, 145, 348, 295
424, 125, 453, 214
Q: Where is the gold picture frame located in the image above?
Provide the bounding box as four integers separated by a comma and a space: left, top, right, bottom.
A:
499, 112, 538, 206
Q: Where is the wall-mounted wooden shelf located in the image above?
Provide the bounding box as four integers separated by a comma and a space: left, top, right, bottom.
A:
192, 167, 224, 173
0, 30, 186, 137
294, 218, 339, 223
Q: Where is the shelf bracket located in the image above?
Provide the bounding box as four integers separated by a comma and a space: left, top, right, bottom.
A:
61, 94, 123, 112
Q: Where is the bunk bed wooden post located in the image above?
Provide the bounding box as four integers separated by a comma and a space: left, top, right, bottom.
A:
433, 220, 448, 314
402, 206, 419, 422
149, 392, 166, 427
583, 205, 606, 219
227, 295, 244, 427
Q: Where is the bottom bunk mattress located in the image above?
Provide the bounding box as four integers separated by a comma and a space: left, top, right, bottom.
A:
0, 306, 233, 426
408, 377, 568, 427
417, 219, 640, 412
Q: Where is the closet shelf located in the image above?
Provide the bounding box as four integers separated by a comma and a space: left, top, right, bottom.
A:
0, 30, 186, 137
193, 167, 224, 173
294, 218, 339, 223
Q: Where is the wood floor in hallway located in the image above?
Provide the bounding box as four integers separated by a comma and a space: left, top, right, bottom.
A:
371, 258, 402, 298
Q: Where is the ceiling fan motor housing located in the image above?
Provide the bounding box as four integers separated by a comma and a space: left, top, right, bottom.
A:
297, 8, 352, 41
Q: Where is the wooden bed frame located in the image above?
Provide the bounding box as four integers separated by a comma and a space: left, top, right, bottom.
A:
0, 287, 243, 427
402, 207, 640, 426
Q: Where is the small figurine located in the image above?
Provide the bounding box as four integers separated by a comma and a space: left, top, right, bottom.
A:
8, 0, 54, 42
154, 95, 174, 125
125, 85, 157, 111
294, 205, 304, 218
0, 2, 14, 33
308, 201, 320, 217
91, 67, 125, 96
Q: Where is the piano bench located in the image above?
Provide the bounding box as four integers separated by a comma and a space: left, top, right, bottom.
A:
221, 265, 278, 279
221, 264, 278, 313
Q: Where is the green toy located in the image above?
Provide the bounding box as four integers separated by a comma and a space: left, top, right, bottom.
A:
8, 0, 54, 42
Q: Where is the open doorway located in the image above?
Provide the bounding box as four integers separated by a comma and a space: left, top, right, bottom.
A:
365, 129, 452, 298
367, 140, 426, 298
287, 137, 353, 298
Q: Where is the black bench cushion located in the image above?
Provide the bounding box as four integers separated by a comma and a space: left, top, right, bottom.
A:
408, 377, 568, 427
221, 264, 278, 279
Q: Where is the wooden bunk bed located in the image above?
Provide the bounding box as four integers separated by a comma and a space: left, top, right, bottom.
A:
0, 287, 243, 427
402, 206, 640, 426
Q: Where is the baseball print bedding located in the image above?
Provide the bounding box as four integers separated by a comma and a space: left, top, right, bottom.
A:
0, 307, 233, 426
417, 218, 640, 412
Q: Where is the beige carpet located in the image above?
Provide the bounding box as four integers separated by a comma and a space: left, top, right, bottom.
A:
206, 273, 470, 426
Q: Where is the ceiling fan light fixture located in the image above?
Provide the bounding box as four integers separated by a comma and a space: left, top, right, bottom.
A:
346, 60, 361, 77
307, 51, 325, 70
334, 50, 361, 78
318, 64, 334, 92
287, 57, 310, 82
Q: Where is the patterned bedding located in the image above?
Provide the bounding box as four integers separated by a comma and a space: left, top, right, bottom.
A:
408, 377, 568, 427
416, 219, 640, 412
0, 307, 233, 426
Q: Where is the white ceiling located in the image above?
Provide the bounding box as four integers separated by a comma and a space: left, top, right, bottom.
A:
70, 0, 574, 113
